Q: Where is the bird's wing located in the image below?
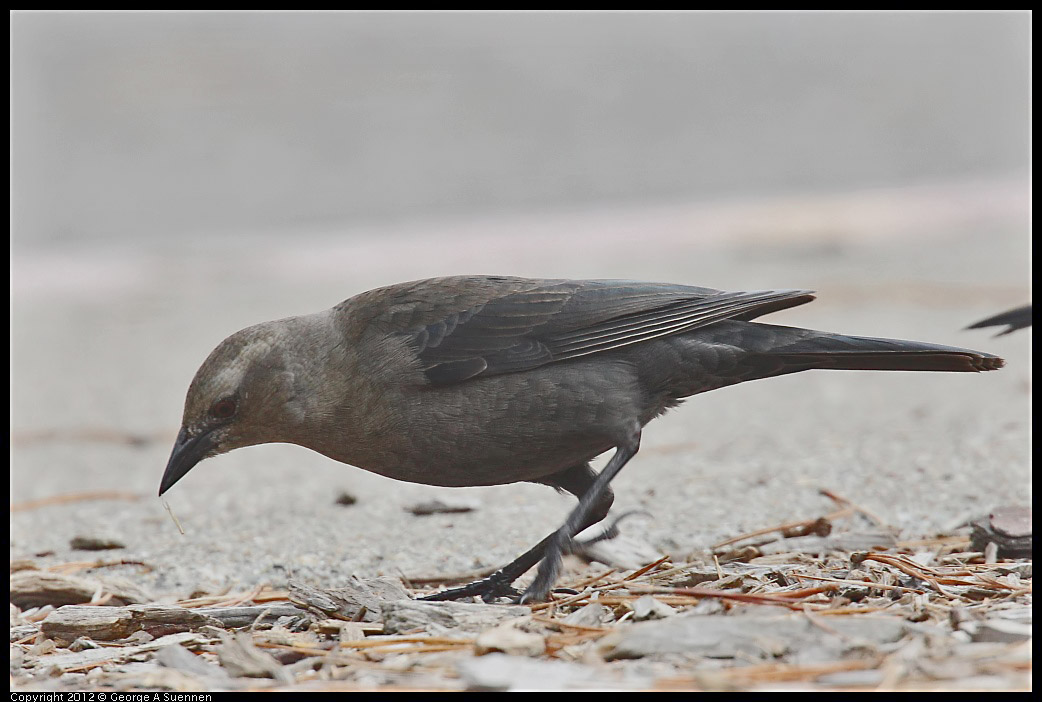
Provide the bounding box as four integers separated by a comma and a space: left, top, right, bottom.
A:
402, 278, 815, 385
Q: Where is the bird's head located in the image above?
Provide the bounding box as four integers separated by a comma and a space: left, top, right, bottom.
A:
160, 322, 306, 496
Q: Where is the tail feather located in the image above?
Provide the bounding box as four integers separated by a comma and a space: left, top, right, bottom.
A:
753, 329, 1005, 374
966, 304, 1032, 337
766, 349, 1004, 373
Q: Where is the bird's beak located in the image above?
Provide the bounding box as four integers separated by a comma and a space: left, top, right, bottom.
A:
159, 426, 217, 496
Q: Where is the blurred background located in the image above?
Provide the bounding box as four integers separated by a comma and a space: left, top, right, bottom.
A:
10, 12, 1031, 594
11, 12, 1030, 247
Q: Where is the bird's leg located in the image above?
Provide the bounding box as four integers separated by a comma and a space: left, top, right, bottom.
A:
571, 509, 652, 549
521, 429, 641, 603
420, 460, 620, 603
420, 533, 552, 602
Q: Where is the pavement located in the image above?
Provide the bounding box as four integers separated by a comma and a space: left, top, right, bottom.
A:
10, 178, 1031, 603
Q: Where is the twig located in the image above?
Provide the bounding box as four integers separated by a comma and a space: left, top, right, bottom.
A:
11, 491, 142, 512
626, 583, 839, 611
47, 559, 153, 574
622, 554, 671, 581
568, 568, 619, 590
214, 583, 269, 608
819, 489, 889, 528
793, 572, 926, 595
711, 507, 851, 549
526, 589, 594, 613
530, 615, 612, 633
162, 499, 185, 535
249, 606, 277, 631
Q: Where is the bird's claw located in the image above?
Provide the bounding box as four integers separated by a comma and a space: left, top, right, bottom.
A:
420, 572, 522, 603
422, 509, 643, 604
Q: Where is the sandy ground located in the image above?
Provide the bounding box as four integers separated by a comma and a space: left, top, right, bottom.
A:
10, 179, 1031, 607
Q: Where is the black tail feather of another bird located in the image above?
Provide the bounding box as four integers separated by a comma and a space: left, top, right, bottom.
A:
966, 304, 1032, 337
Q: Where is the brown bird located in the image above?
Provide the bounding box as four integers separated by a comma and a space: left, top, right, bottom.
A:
160, 276, 1004, 602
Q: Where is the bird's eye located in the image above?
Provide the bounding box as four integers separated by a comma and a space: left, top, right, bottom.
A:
211, 398, 237, 420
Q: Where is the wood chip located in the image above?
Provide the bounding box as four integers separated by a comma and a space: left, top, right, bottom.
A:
474, 622, 546, 657
216, 631, 291, 682
288, 577, 410, 622
10, 570, 151, 608
382, 600, 529, 635
405, 498, 478, 516
69, 536, 126, 551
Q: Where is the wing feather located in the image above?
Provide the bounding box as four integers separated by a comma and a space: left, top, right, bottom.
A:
403, 278, 813, 385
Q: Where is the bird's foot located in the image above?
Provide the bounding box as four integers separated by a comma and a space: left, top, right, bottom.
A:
571, 509, 651, 552
419, 571, 523, 603
519, 531, 570, 603
520, 510, 648, 603
422, 511, 646, 604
